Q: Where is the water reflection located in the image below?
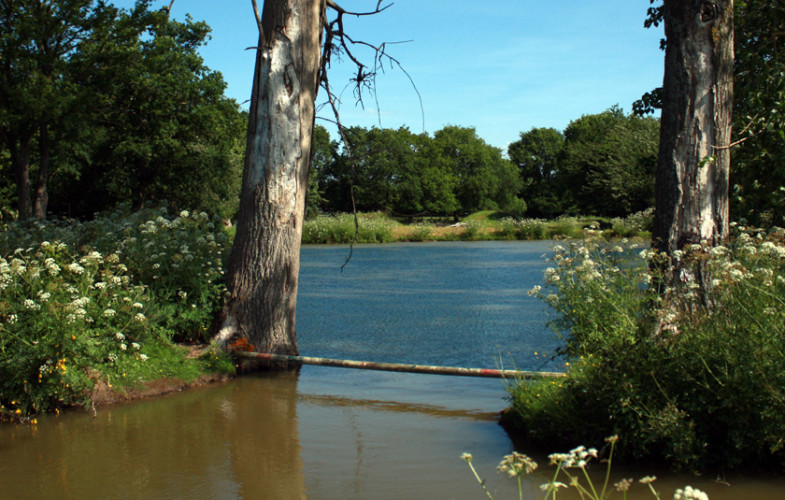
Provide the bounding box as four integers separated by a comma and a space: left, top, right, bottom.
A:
0, 372, 305, 500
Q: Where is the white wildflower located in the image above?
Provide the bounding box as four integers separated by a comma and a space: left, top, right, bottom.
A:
131, 342, 140, 350
115, 332, 125, 340
68, 262, 85, 275
119, 343, 127, 351
23, 299, 40, 311
139, 354, 149, 361
729, 268, 745, 281
134, 313, 146, 322
673, 486, 709, 500
85, 251, 102, 261
103, 309, 116, 317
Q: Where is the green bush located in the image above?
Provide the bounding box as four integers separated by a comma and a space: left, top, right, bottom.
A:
514, 219, 548, 240
0, 205, 234, 418
0, 204, 232, 343
505, 228, 785, 471
0, 242, 158, 414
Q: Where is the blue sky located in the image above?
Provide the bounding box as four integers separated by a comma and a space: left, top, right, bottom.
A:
116, 0, 664, 150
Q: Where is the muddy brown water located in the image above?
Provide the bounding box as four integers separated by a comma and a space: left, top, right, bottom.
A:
1, 242, 784, 498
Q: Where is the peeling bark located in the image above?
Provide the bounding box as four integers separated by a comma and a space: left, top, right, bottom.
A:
653, 0, 734, 255
215, 0, 322, 357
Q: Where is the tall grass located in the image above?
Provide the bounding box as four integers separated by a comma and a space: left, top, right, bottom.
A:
302, 212, 397, 244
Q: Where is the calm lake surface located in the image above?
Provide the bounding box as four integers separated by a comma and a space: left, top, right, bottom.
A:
1, 241, 784, 499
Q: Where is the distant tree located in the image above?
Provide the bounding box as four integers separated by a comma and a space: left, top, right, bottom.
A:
431, 126, 521, 215
305, 124, 334, 219
508, 127, 565, 218
320, 126, 459, 216
561, 108, 659, 217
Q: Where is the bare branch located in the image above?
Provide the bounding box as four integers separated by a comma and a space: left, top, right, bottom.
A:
326, 0, 392, 17
711, 114, 761, 151
317, 0, 424, 267
251, 0, 264, 41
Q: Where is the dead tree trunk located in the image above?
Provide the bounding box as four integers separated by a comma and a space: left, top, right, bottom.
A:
653, 0, 734, 257
214, 0, 322, 356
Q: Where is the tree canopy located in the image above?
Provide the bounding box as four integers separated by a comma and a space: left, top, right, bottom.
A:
312, 125, 520, 218
508, 108, 660, 218
0, 0, 244, 220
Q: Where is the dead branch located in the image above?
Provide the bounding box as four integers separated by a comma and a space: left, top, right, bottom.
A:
251, 0, 264, 41
318, 0, 424, 268
711, 113, 760, 151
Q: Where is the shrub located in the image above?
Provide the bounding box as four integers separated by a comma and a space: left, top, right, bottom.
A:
505, 227, 785, 471
515, 219, 547, 240
0, 242, 158, 414
0, 205, 235, 418
610, 208, 654, 238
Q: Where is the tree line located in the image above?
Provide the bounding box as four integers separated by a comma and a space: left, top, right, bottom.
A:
0, 0, 246, 220
307, 108, 660, 220
5, 1, 778, 230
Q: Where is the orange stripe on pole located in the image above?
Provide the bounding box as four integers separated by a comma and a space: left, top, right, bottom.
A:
233, 351, 565, 379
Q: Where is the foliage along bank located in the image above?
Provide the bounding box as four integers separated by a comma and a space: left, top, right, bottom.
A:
504, 227, 785, 471
0, 205, 235, 421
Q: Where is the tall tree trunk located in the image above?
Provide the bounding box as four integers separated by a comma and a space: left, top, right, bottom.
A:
33, 123, 50, 220
653, 0, 734, 257
11, 134, 33, 220
214, 0, 322, 357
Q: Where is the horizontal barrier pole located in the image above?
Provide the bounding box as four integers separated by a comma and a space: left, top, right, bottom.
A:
233, 350, 565, 379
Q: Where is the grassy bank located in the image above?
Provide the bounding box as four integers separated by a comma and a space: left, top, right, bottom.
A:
301, 209, 653, 244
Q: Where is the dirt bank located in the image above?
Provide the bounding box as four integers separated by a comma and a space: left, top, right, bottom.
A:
89, 372, 233, 408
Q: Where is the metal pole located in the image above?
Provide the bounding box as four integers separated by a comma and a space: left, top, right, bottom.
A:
233, 351, 565, 379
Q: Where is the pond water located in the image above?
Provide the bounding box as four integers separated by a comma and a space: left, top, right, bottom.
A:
1, 241, 784, 499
